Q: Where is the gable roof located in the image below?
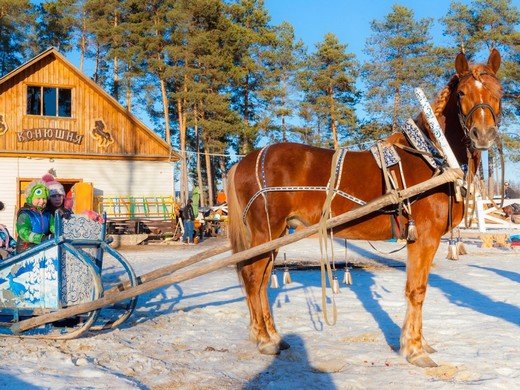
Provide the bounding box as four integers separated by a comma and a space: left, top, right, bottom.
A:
0, 47, 179, 161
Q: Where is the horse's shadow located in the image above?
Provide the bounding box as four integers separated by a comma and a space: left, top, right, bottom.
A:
469, 264, 520, 283
244, 333, 336, 390
268, 261, 402, 350
344, 241, 520, 335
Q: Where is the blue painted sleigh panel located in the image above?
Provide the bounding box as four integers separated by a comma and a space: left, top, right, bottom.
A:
0, 246, 60, 310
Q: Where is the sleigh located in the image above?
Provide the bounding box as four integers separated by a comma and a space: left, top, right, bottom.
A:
0, 213, 137, 338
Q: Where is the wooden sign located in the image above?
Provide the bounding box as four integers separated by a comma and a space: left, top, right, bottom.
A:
17, 128, 84, 145
90, 119, 114, 148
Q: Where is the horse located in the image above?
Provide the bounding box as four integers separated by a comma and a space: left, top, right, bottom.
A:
226, 49, 503, 368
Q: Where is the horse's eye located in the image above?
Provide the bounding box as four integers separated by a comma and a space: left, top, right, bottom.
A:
457, 91, 465, 98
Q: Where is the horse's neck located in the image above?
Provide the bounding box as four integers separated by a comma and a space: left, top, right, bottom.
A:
415, 100, 474, 170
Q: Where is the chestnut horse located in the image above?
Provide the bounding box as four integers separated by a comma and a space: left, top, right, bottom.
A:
227, 50, 503, 367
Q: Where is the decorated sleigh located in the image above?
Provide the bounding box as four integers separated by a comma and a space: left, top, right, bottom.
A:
0, 214, 137, 338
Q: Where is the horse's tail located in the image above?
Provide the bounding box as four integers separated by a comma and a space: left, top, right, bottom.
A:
227, 163, 251, 254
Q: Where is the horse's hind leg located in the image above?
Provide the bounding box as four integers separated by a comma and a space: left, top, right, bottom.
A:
240, 252, 281, 355
400, 236, 441, 368
259, 250, 290, 351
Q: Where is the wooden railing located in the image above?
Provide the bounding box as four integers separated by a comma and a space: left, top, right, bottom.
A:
95, 195, 179, 220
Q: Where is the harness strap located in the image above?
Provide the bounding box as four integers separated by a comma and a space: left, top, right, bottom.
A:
254, 145, 275, 252
377, 141, 392, 194
242, 186, 366, 224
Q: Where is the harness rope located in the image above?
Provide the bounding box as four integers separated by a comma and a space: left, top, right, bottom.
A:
317, 148, 348, 326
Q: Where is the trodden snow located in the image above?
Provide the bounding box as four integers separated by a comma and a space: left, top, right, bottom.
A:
0, 235, 518, 389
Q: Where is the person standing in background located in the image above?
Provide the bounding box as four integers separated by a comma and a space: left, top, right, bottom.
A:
181, 199, 195, 244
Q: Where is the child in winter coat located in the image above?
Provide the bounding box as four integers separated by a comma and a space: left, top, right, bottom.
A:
16, 180, 54, 253
42, 173, 72, 219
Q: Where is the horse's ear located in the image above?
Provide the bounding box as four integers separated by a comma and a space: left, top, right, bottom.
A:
455, 52, 469, 75
487, 48, 501, 74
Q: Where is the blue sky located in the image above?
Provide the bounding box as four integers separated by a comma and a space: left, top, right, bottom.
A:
265, 0, 456, 59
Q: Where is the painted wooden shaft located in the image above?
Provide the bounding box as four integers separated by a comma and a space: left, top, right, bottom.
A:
11, 168, 462, 334
105, 243, 232, 294
414, 87, 461, 170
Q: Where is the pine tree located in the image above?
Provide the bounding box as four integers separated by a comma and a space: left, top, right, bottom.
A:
299, 33, 358, 149
226, 0, 274, 154
0, 0, 35, 76
260, 21, 305, 143
35, 0, 76, 53
362, 5, 445, 137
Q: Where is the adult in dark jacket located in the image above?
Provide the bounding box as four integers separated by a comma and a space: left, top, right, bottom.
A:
182, 199, 195, 244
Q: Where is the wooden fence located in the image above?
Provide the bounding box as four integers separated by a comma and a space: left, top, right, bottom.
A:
95, 196, 179, 220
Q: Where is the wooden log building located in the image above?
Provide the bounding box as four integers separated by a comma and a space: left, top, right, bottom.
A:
0, 48, 180, 233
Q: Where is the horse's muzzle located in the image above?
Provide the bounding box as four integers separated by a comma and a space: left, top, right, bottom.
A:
469, 126, 498, 150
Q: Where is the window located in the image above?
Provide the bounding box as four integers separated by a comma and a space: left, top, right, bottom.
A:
27, 86, 72, 118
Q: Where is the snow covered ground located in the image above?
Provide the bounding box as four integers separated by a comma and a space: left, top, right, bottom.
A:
0, 234, 518, 389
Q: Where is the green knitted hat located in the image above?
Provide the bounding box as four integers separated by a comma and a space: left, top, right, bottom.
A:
25, 180, 49, 208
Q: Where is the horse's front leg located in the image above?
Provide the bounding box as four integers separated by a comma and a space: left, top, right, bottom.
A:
400, 235, 441, 367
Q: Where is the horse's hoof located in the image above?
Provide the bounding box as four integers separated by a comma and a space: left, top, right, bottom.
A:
407, 352, 438, 368
258, 341, 280, 355
278, 339, 290, 350
423, 343, 437, 354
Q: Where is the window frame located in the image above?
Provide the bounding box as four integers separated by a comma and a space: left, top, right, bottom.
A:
25, 84, 74, 119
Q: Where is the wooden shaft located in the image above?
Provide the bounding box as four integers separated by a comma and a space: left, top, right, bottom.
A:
11, 168, 462, 334
105, 243, 232, 294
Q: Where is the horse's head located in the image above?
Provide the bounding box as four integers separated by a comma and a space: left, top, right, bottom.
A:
454, 49, 503, 150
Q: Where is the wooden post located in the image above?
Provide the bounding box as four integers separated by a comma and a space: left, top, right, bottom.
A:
11, 168, 462, 334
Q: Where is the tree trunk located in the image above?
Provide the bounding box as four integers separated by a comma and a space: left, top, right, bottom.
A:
79, 16, 86, 72
177, 96, 187, 205
160, 78, 170, 145
194, 106, 205, 207
242, 73, 251, 154
94, 45, 100, 84
393, 87, 401, 133
329, 86, 338, 149
219, 157, 227, 192
112, 14, 119, 101
126, 78, 132, 111
204, 149, 214, 206
282, 78, 287, 142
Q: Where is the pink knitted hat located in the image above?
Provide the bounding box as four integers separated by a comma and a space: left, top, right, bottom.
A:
42, 173, 65, 196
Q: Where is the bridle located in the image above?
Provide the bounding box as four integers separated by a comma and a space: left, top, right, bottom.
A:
457, 100, 501, 135
456, 73, 502, 137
